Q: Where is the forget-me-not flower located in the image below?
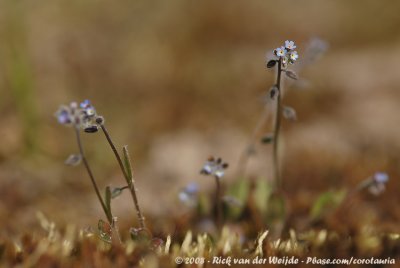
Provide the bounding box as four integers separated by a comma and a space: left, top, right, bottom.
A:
368, 172, 389, 196
56, 100, 99, 130
274, 46, 287, 57
290, 51, 299, 62
285, 40, 296, 50
200, 156, 229, 179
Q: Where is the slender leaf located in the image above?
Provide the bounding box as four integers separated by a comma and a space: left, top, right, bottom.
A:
285, 70, 298, 80
310, 189, 347, 220
122, 145, 133, 182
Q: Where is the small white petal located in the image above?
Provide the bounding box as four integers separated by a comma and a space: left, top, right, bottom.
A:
368, 183, 386, 196
215, 170, 225, 179
285, 40, 296, 50
202, 165, 212, 174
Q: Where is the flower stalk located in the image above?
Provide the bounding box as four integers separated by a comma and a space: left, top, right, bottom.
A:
200, 156, 228, 228
268, 40, 299, 191
273, 57, 283, 190
56, 100, 126, 243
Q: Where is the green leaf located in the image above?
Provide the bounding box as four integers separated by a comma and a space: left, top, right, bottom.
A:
111, 186, 128, 199
226, 179, 250, 219
254, 179, 273, 215
122, 145, 133, 181
310, 189, 347, 220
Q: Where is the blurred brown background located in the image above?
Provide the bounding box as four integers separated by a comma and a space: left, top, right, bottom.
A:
0, 0, 399, 235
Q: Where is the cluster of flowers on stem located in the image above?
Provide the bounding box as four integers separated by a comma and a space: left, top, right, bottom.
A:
274, 40, 299, 67
55, 99, 149, 243
55, 100, 100, 131
355, 172, 389, 196
368, 172, 389, 195
200, 156, 229, 179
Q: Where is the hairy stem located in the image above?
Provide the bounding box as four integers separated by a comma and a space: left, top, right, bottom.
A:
99, 124, 129, 179
99, 124, 146, 229
273, 58, 283, 190
215, 176, 223, 228
75, 128, 110, 222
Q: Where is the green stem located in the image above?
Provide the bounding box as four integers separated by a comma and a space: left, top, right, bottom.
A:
273, 58, 283, 190
99, 124, 129, 179
99, 124, 146, 229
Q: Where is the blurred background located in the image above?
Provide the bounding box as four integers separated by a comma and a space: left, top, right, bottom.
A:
0, 0, 399, 236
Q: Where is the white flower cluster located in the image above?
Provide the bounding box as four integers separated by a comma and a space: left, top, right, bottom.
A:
55, 100, 98, 130
274, 40, 299, 66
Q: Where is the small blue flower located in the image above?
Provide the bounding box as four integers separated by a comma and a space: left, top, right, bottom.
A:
368, 172, 389, 195
285, 40, 296, 50
289, 51, 299, 62
55, 102, 80, 127
200, 157, 229, 179
56, 100, 99, 129
80, 99, 90, 108
373, 172, 389, 184
185, 182, 199, 194
80, 100, 96, 118
179, 183, 199, 207
57, 107, 72, 125
274, 46, 287, 57
271, 41, 299, 67
201, 163, 213, 175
